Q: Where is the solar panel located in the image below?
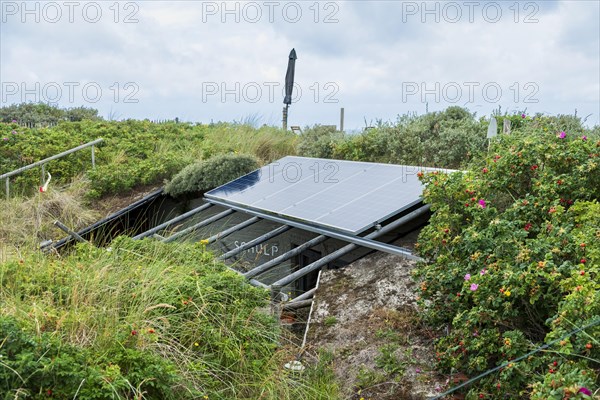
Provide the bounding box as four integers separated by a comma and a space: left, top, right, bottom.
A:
205, 156, 450, 234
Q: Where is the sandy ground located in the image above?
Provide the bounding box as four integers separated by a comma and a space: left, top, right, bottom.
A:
305, 232, 446, 399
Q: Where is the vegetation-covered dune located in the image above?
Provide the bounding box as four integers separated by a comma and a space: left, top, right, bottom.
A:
1, 103, 598, 398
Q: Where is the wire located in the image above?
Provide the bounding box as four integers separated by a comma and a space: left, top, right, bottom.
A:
430, 317, 600, 400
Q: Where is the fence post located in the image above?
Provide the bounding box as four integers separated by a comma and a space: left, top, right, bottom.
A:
5, 178, 9, 199
91, 145, 96, 168
41, 164, 45, 186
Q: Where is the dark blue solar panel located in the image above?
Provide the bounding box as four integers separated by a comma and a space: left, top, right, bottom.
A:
206, 156, 449, 234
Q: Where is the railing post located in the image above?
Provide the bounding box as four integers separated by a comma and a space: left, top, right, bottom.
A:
41, 164, 45, 186
5, 178, 9, 199
91, 145, 95, 168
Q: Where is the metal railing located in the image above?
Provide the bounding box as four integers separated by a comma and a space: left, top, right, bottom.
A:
0, 138, 103, 198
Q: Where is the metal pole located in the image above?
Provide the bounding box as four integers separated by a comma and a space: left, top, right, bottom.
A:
218, 225, 292, 261
282, 299, 313, 310
91, 145, 96, 168
340, 107, 344, 132
243, 234, 327, 279
5, 178, 9, 199
53, 220, 86, 243
283, 105, 288, 131
288, 287, 316, 303
203, 216, 260, 244
0, 138, 104, 182
41, 164, 45, 186
208, 198, 419, 258
163, 209, 234, 243
132, 203, 213, 240
300, 270, 322, 349
270, 205, 430, 288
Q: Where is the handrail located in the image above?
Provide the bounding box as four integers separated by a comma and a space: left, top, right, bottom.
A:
1, 138, 103, 198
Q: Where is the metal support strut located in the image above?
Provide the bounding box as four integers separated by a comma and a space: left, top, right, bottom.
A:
269, 205, 430, 300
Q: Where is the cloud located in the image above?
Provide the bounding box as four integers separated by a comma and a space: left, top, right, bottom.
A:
0, 0, 598, 128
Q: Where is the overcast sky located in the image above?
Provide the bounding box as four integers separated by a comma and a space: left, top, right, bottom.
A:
1, 0, 599, 130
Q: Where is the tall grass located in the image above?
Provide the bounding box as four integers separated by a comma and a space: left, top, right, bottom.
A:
200, 124, 298, 163
0, 178, 98, 251
0, 237, 339, 399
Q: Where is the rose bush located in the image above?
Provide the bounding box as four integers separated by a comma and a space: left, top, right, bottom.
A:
414, 121, 599, 398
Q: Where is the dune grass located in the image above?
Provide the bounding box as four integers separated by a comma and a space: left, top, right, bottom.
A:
0, 237, 339, 399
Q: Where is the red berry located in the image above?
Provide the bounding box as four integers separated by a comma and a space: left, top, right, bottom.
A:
553, 361, 557, 366
580, 270, 585, 275
131, 330, 137, 336
580, 259, 586, 264
586, 343, 592, 349
482, 167, 488, 173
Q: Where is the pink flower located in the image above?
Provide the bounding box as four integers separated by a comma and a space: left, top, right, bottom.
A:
478, 199, 486, 208
11, 130, 17, 134
521, 114, 526, 118
464, 273, 471, 281
470, 283, 479, 291
11, 119, 16, 123
578, 387, 592, 396
582, 135, 588, 141
480, 269, 487, 275
558, 131, 566, 139
2, 137, 8, 141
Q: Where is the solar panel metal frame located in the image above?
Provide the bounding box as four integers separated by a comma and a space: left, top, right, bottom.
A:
205, 156, 453, 235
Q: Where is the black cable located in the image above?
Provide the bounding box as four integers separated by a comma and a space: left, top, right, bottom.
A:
430, 318, 600, 400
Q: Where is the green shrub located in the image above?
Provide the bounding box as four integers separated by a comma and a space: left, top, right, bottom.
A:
0, 316, 182, 399
414, 127, 600, 398
164, 153, 259, 197
0, 118, 294, 198
296, 107, 488, 168
297, 125, 345, 159
0, 102, 102, 125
